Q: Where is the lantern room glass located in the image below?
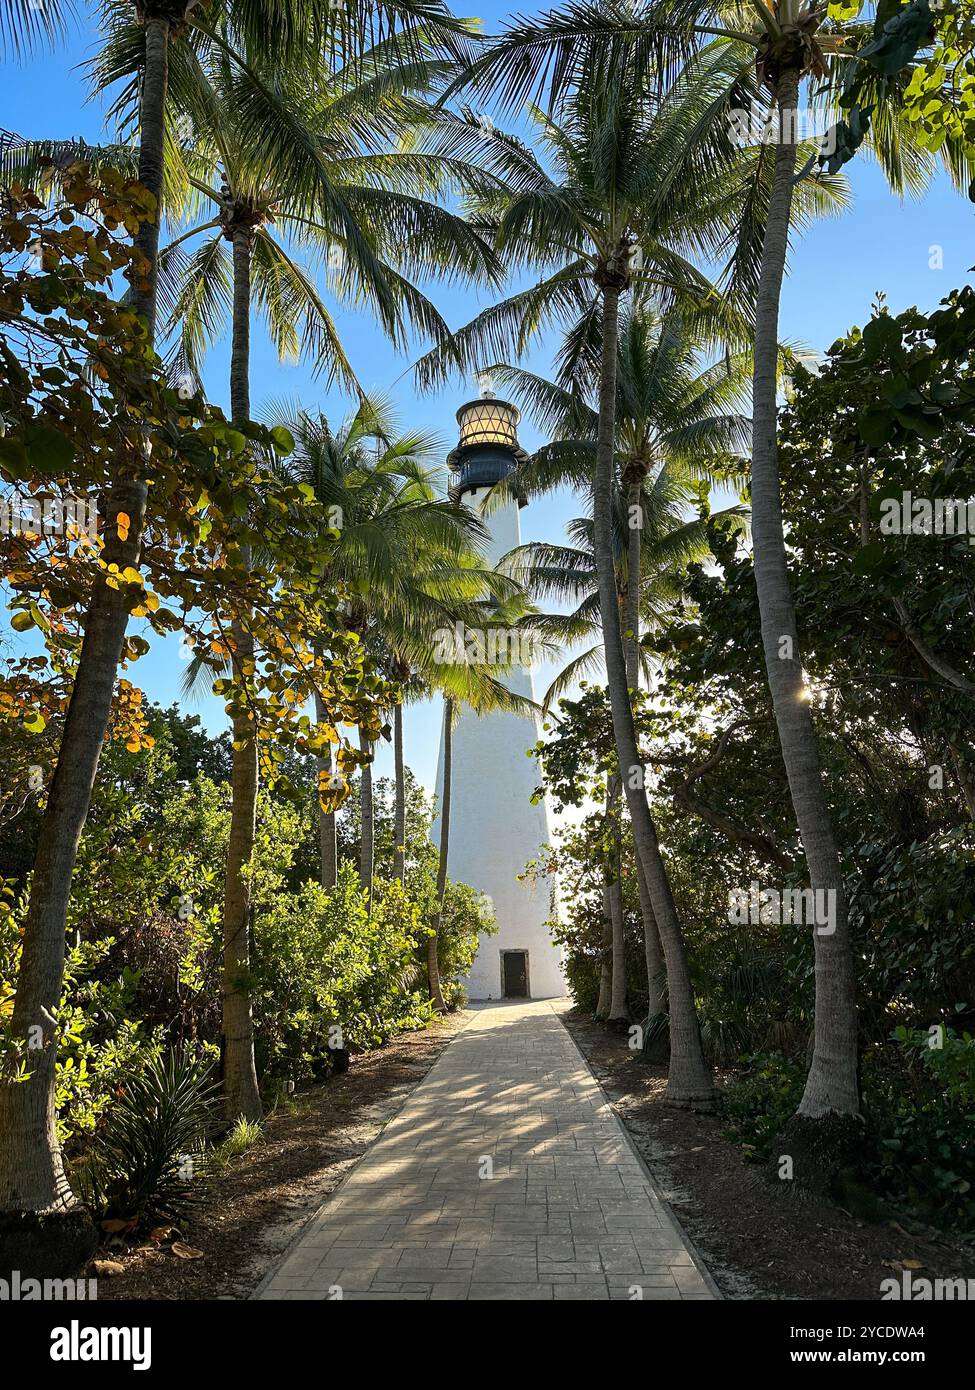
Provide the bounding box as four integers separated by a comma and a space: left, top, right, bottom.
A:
456, 399, 520, 450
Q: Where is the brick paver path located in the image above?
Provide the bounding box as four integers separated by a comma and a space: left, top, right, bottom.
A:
255, 1000, 716, 1301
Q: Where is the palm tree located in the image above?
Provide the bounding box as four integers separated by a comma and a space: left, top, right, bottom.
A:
150, 33, 508, 395
0, 0, 262, 1267
497, 304, 750, 1028
0, 0, 480, 1264
152, 26, 513, 1114
424, 56, 796, 1099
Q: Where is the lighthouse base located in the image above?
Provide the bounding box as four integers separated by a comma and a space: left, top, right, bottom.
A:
432, 700, 566, 1003
464, 936, 566, 1002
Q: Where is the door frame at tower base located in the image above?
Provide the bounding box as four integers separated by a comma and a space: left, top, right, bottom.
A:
500, 948, 530, 999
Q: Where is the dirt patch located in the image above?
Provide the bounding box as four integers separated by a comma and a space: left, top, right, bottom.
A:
564, 1011, 975, 1301
92, 1012, 470, 1301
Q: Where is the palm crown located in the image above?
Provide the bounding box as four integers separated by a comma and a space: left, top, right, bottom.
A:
497, 305, 750, 705
414, 37, 847, 394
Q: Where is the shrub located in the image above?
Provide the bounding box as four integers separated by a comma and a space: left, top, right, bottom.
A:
0, 890, 167, 1150
721, 1052, 807, 1153
564, 947, 601, 1015
252, 864, 434, 1083
863, 1026, 975, 1232
722, 1032, 975, 1234
76, 1048, 220, 1230
436, 880, 495, 1008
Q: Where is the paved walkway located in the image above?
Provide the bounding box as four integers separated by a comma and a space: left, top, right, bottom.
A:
255, 1000, 715, 1301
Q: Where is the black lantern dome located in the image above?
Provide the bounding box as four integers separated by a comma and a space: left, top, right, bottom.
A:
447, 390, 529, 505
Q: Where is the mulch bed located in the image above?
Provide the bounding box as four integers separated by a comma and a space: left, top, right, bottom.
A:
564, 1010, 975, 1301
92, 1011, 469, 1300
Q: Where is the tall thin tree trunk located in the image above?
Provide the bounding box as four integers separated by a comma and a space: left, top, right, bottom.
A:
428, 698, 451, 1012
949, 742, 975, 821
221, 226, 262, 1125
393, 700, 406, 882
595, 885, 613, 1018
358, 724, 374, 899
624, 475, 667, 1019
752, 73, 858, 1122
0, 15, 171, 1262
592, 268, 712, 1105
607, 774, 628, 1022
314, 691, 337, 889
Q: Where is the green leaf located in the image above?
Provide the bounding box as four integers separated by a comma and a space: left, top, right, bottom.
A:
859, 406, 895, 445
852, 540, 886, 575
269, 425, 295, 456
25, 423, 74, 471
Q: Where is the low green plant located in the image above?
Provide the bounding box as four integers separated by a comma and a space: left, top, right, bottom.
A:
721, 1052, 806, 1153
723, 1032, 975, 1234
76, 1048, 220, 1229
436, 880, 495, 1009
863, 1026, 975, 1232
213, 1117, 264, 1167
252, 864, 435, 1082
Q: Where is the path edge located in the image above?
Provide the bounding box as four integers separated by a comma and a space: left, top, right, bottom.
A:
546, 1000, 725, 1301
248, 1007, 480, 1300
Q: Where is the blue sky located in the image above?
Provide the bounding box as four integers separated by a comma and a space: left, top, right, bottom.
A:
3, 2, 973, 794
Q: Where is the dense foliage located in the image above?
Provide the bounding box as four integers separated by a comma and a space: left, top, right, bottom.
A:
0, 700, 490, 1217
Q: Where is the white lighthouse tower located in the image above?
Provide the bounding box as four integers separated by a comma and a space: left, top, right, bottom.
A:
430, 390, 566, 1001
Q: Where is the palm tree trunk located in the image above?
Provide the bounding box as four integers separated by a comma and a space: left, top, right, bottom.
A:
358, 724, 374, 899
314, 691, 337, 889
0, 14, 171, 1264
607, 774, 628, 1022
428, 698, 451, 1012
221, 226, 262, 1125
624, 477, 667, 1020
752, 72, 858, 1124
592, 269, 712, 1105
393, 700, 406, 882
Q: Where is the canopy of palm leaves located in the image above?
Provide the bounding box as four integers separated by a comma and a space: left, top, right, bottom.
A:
411, 35, 849, 393
100, 24, 509, 390
1, 0, 72, 59
445, 0, 942, 201
494, 304, 750, 706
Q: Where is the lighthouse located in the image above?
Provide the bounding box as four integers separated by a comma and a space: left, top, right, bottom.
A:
430, 389, 566, 1001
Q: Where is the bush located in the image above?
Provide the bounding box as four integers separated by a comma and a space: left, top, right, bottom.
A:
76, 1048, 219, 1230
436, 880, 495, 1008
564, 947, 602, 1015
252, 863, 434, 1083
0, 891, 167, 1151
863, 1026, 975, 1232
722, 1031, 975, 1234
722, 1052, 807, 1153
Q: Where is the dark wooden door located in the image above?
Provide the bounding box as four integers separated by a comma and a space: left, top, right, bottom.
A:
502, 951, 528, 998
